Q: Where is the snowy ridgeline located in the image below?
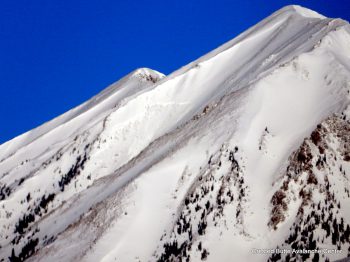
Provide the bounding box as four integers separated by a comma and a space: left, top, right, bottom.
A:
1, 5, 350, 262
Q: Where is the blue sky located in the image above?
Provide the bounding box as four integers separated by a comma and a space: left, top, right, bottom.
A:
0, 0, 349, 144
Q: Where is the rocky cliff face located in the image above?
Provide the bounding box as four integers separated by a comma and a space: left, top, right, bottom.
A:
267, 111, 350, 261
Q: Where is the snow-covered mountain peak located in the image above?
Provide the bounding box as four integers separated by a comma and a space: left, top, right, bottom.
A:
1, 5, 350, 262
130, 67, 165, 83
279, 5, 327, 19
162, 5, 336, 85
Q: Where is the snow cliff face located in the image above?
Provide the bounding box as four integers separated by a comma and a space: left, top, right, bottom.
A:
1, 5, 350, 262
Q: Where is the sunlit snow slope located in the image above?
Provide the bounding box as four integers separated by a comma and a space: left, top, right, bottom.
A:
1, 5, 350, 262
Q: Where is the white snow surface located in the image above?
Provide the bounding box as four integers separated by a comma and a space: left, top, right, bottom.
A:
1, 5, 350, 262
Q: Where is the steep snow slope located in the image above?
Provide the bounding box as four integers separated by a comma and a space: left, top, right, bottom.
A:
1, 5, 350, 262
0, 68, 164, 162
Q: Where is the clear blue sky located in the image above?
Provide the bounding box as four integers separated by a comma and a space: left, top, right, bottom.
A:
0, 0, 349, 144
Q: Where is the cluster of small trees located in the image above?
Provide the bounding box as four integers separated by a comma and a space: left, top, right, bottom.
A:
158, 240, 189, 262
9, 238, 39, 262
0, 184, 11, 200
58, 153, 87, 191
272, 195, 350, 262
158, 146, 244, 261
